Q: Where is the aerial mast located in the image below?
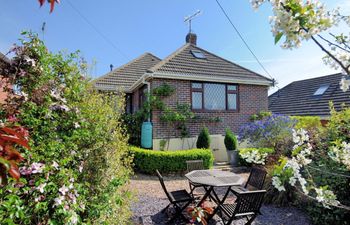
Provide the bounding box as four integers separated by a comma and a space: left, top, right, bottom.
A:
184, 10, 202, 33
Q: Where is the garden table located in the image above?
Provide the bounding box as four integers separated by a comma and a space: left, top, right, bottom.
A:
185, 169, 245, 207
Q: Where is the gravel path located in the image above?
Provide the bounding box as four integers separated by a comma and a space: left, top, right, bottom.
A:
129, 173, 311, 225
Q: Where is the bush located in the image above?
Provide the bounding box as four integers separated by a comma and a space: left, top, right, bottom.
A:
239, 114, 296, 158
0, 33, 132, 224
238, 148, 274, 166
292, 116, 322, 131
130, 147, 214, 174
224, 128, 237, 150
196, 127, 211, 149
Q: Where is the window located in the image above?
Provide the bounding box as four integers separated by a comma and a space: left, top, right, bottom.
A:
191, 82, 238, 111
190, 50, 206, 59
313, 84, 329, 96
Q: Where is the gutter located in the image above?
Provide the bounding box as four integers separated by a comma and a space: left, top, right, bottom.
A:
141, 74, 153, 122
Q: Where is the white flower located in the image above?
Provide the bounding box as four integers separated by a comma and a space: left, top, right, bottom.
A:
52, 161, 59, 170
272, 176, 286, 191
54, 196, 65, 207
315, 187, 340, 208
339, 77, 350, 92
73, 122, 80, 129
59, 185, 69, 195
37, 183, 47, 193
69, 211, 79, 225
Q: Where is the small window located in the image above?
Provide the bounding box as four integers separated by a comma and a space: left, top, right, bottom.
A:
227, 85, 237, 91
192, 83, 202, 89
190, 50, 206, 59
313, 84, 329, 96
192, 92, 202, 109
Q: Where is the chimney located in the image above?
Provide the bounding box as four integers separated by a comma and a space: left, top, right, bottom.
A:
110, 64, 113, 71
186, 33, 197, 45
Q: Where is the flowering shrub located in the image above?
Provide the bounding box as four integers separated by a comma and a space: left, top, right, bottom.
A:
239, 148, 274, 165
0, 32, 132, 224
239, 114, 296, 154
271, 129, 340, 208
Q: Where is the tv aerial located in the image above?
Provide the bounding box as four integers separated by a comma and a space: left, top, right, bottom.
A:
184, 10, 202, 33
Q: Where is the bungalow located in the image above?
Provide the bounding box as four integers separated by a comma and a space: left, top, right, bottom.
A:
93, 33, 273, 161
268, 73, 350, 122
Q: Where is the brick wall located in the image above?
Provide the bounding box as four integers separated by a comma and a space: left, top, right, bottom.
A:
0, 77, 9, 103
150, 78, 269, 139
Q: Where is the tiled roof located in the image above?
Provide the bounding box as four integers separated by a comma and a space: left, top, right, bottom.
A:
269, 73, 350, 117
0, 52, 10, 65
148, 44, 273, 84
93, 53, 161, 92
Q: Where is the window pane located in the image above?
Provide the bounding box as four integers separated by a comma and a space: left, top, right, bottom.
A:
192, 92, 202, 109
204, 83, 226, 110
228, 94, 237, 110
227, 85, 237, 91
192, 82, 202, 89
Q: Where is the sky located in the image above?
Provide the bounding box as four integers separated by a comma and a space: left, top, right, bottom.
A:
0, 0, 349, 94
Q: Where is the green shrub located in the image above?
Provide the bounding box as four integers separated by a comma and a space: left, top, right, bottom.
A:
130, 147, 214, 174
250, 111, 272, 121
0, 33, 132, 224
224, 128, 237, 151
196, 127, 211, 149
292, 116, 322, 130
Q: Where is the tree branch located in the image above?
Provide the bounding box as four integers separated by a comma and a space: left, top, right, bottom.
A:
329, 33, 350, 51
317, 34, 350, 53
310, 34, 349, 74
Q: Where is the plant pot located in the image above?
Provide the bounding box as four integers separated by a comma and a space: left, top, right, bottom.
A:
227, 150, 238, 166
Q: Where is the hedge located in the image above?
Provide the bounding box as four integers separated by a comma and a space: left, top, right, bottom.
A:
130, 147, 214, 174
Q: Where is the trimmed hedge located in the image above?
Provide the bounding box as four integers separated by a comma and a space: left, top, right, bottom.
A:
130, 147, 214, 174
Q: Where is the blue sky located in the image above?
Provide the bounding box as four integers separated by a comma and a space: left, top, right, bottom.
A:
0, 0, 349, 93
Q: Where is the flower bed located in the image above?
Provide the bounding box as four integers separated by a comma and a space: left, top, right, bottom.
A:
130, 147, 214, 174
238, 148, 274, 165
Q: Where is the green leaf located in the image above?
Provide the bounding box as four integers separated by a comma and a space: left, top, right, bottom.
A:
275, 32, 283, 44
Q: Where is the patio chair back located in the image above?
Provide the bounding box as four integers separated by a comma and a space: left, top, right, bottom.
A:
234, 190, 266, 216
186, 160, 204, 172
245, 167, 267, 190
156, 170, 173, 202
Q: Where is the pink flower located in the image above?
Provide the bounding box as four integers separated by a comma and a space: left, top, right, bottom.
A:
31, 162, 45, 174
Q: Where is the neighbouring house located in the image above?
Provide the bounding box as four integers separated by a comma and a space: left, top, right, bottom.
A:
93, 33, 273, 161
269, 73, 350, 123
0, 52, 11, 103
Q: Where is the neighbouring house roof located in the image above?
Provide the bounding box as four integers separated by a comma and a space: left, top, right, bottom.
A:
0, 52, 11, 66
93, 39, 273, 93
92, 53, 161, 92
147, 43, 273, 86
268, 73, 350, 118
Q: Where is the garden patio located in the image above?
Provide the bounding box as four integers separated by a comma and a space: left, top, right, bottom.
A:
129, 171, 311, 225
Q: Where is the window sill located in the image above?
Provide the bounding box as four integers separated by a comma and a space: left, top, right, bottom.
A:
192, 109, 239, 113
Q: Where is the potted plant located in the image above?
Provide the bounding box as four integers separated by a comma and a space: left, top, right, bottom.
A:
224, 128, 238, 166
187, 203, 214, 225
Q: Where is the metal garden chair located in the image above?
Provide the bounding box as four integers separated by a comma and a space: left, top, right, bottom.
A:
156, 170, 194, 223
186, 160, 205, 197
214, 189, 266, 225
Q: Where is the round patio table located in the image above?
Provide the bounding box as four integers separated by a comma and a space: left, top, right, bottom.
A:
185, 169, 245, 207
